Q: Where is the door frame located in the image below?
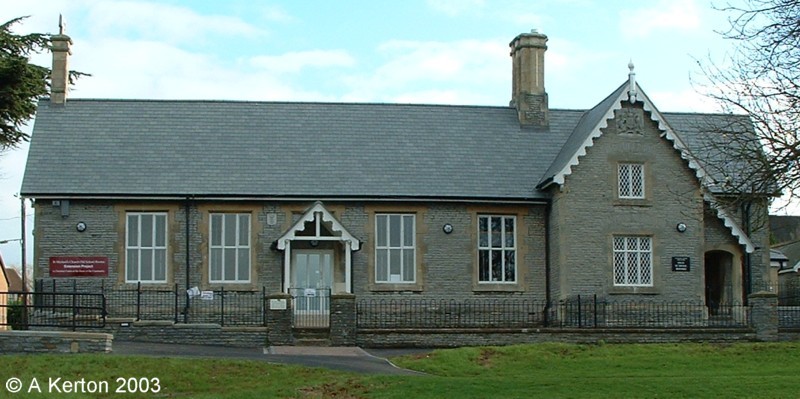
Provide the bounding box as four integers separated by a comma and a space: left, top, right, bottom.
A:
291, 250, 333, 324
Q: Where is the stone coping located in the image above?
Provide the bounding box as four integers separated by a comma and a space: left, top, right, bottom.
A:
0, 330, 112, 340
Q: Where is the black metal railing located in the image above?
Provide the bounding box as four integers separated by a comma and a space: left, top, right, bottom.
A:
777, 291, 800, 328
35, 279, 266, 326
289, 288, 331, 328
1, 291, 106, 330
555, 296, 748, 328
357, 296, 749, 329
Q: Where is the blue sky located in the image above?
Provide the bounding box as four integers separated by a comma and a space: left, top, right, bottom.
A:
0, 0, 758, 267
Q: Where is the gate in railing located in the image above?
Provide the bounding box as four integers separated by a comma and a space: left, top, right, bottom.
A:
289, 287, 330, 328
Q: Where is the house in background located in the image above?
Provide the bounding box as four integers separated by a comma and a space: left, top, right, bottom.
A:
20, 28, 772, 336
0, 253, 9, 330
2, 267, 25, 302
770, 215, 800, 299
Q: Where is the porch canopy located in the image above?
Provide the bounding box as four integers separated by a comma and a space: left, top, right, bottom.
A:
276, 201, 360, 294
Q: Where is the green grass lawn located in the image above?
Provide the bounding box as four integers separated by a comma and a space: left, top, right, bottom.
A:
1, 342, 799, 398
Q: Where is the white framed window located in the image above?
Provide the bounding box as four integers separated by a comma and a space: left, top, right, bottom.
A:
613, 236, 653, 286
210, 213, 251, 283
478, 215, 516, 283
126, 212, 168, 283
375, 214, 415, 283
618, 163, 645, 199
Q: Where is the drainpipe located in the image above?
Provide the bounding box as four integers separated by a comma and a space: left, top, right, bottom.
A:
184, 197, 192, 323
544, 200, 552, 327
742, 201, 752, 304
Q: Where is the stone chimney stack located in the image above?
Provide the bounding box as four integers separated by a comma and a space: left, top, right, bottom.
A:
50, 15, 72, 105
510, 30, 548, 127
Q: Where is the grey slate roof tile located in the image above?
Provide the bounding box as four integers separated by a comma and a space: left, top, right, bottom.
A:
22, 100, 579, 199
21, 97, 752, 200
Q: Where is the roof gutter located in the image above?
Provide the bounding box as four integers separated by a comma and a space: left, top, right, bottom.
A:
23, 193, 550, 205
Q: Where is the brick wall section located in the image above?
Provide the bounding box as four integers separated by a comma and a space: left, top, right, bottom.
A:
34, 201, 119, 291
357, 328, 755, 348
104, 321, 267, 347
747, 200, 772, 290
749, 291, 778, 341
265, 293, 293, 345
550, 103, 717, 301
521, 93, 549, 126
352, 202, 547, 301
0, 330, 112, 353
34, 200, 548, 300
330, 294, 356, 346
341, 203, 368, 295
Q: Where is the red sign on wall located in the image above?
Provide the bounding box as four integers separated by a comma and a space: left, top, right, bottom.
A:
49, 257, 109, 278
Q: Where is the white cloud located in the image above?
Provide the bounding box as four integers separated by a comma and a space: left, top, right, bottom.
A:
619, 0, 702, 39
257, 4, 294, 23
249, 50, 356, 74
341, 39, 507, 104
66, 37, 340, 101
85, 0, 266, 44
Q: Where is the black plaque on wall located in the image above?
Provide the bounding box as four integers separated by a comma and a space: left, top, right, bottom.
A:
672, 256, 690, 272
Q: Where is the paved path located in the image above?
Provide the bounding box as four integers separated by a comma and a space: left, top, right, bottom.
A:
112, 341, 429, 375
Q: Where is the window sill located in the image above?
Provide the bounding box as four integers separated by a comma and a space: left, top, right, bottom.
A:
370, 283, 423, 292
205, 283, 259, 292
473, 283, 523, 293
613, 199, 652, 207
609, 286, 660, 295
120, 282, 171, 289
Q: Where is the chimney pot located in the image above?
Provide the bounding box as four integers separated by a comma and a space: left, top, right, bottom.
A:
50, 17, 72, 105
510, 31, 548, 127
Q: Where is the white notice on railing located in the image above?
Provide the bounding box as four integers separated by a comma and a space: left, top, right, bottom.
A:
304, 288, 316, 297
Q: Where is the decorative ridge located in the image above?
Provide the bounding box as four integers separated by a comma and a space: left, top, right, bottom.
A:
276, 201, 360, 251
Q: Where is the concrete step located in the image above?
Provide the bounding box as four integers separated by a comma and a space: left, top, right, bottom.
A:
294, 338, 331, 347
293, 328, 329, 339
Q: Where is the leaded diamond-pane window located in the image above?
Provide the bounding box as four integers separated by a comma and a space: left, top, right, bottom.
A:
613, 236, 653, 286
478, 215, 516, 283
618, 163, 645, 199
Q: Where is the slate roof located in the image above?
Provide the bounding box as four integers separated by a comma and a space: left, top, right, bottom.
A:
21, 100, 582, 200
21, 90, 756, 201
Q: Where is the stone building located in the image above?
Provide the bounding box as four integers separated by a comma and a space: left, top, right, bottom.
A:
21, 29, 771, 333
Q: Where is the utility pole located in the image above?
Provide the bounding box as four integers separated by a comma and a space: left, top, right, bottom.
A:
20, 196, 28, 328
20, 196, 26, 295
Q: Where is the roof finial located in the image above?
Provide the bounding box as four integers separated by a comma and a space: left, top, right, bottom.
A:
627, 59, 637, 104
58, 14, 66, 35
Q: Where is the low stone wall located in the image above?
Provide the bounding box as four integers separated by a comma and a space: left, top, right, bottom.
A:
0, 330, 112, 353
357, 328, 757, 348
779, 328, 800, 341
102, 319, 267, 347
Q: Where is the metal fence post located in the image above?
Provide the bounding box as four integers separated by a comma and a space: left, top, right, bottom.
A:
577, 295, 582, 328
174, 283, 179, 323
136, 281, 142, 321
220, 287, 225, 327
594, 294, 598, 328
71, 292, 77, 332
262, 286, 266, 326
